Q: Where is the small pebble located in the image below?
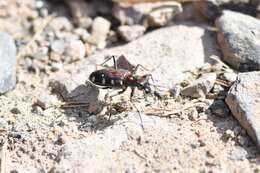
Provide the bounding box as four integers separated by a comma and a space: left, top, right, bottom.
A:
35, 94, 57, 110
169, 85, 181, 98
49, 51, 62, 62
230, 146, 248, 161
117, 25, 146, 42
0, 118, 8, 129
50, 40, 65, 54
10, 107, 21, 114
56, 133, 67, 145
222, 72, 237, 83
88, 16, 111, 49
237, 135, 251, 147
225, 129, 235, 140
49, 17, 73, 32
74, 28, 90, 42
233, 126, 242, 136
182, 73, 216, 98
187, 108, 198, 121
51, 62, 63, 72
65, 40, 86, 60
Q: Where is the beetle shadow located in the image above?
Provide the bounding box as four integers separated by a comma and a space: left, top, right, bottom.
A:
49, 80, 122, 132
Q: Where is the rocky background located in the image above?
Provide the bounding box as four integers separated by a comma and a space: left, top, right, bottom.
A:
0, 0, 260, 172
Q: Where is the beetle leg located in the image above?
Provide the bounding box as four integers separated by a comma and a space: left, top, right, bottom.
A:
106, 87, 127, 120
110, 87, 128, 98
130, 87, 136, 101
132, 64, 149, 74
129, 97, 144, 130
100, 55, 117, 69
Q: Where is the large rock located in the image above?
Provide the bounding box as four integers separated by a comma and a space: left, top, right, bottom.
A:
226, 72, 260, 148
85, 22, 220, 86
0, 32, 16, 94
216, 10, 260, 71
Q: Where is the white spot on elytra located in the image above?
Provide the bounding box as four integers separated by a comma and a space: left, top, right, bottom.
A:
119, 80, 123, 85
91, 76, 95, 82
102, 78, 106, 85
111, 80, 115, 85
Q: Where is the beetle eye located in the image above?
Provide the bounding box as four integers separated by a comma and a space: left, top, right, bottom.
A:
137, 86, 143, 90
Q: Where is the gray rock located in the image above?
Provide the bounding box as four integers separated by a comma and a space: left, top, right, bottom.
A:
51, 126, 128, 173
73, 28, 90, 42
49, 70, 101, 114
87, 17, 111, 49
230, 146, 248, 160
216, 10, 260, 71
49, 17, 73, 32
50, 40, 65, 54
209, 99, 230, 117
0, 32, 16, 94
182, 73, 217, 98
226, 72, 260, 148
118, 25, 146, 42
64, 40, 86, 60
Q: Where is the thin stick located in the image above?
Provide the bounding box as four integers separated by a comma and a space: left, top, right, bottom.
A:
215, 79, 232, 87
16, 14, 56, 60
144, 102, 206, 117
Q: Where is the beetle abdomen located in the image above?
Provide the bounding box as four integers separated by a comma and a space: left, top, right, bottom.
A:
89, 69, 125, 88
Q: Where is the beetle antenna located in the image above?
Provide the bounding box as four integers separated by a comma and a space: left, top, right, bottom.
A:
129, 101, 144, 130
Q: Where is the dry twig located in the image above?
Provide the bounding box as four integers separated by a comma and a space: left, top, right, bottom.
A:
16, 14, 55, 60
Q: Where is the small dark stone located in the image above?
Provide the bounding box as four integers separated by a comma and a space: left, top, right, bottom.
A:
210, 99, 230, 117
10, 107, 21, 114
